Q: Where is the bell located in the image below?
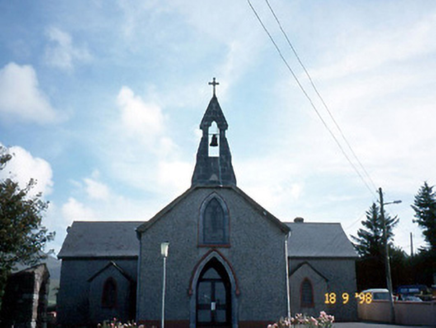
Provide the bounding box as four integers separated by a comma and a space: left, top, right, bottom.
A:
210, 134, 218, 147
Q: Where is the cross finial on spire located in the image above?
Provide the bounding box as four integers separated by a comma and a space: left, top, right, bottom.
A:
208, 77, 219, 96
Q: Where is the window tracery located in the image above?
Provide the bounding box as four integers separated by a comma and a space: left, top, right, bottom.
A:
200, 195, 229, 245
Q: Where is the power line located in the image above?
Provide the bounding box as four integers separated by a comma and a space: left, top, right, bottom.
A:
263, 0, 378, 193
247, 0, 377, 199
344, 211, 367, 231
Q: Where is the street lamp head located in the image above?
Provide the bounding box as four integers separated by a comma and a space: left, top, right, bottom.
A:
383, 200, 402, 206
161, 241, 169, 258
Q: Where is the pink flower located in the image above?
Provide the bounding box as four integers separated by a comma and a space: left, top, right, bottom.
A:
310, 317, 318, 326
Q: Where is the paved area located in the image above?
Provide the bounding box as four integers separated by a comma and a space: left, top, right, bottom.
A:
335, 323, 434, 328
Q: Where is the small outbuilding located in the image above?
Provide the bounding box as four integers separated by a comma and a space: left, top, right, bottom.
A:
286, 219, 358, 321
0, 264, 50, 328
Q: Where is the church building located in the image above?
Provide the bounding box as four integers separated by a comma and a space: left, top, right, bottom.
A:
57, 80, 358, 327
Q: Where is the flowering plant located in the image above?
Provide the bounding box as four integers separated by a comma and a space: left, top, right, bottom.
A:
97, 318, 145, 328
267, 311, 334, 328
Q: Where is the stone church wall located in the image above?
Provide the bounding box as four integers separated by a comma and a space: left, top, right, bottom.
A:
57, 258, 137, 327
137, 187, 289, 327
289, 258, 357, 321
88, 264, 135, 324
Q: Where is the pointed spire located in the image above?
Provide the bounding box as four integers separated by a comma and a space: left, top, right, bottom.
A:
191, 79, 236, 187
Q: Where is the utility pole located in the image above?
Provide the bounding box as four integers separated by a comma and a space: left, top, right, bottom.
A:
379, 187, 397, 324
410, 232, 414, 257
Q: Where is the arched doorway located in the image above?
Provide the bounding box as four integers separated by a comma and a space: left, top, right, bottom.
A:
196, 258, 231, 327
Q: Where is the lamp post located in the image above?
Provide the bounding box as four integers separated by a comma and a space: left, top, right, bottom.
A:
161, 242, 169, 328
285, 232, 291, 319
378, 188, 401, 324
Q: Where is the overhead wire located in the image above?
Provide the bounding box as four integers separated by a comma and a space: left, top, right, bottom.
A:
246, 0, 377, 199
263, 0, 378, 193
344, 211, 367, 231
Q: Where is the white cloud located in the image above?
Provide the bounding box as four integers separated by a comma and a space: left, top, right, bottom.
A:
217, 41, 257, 97
61, 197, 96, 224
311, 12, 436, 81
157, 160, 192, 193
173, 1, 264, 98
117, 86, 165, 141
116, 1, 161, 38
0, 145, 53, 198
84, 177, 110, 200
101, 86, 195, 196
235, 155, 303, 216
112, 1, 263, 102
44, 26, 92, 70
0, 63, 60, 124
265, 6, 436, 201
68, 171, 111, 201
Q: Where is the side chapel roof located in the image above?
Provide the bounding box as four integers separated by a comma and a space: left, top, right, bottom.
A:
58, 221, 140, 258
286, 222, 358, 258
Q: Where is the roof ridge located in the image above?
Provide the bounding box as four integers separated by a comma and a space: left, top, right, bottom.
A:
285, 222, 341, 224
73, 220, 143, 223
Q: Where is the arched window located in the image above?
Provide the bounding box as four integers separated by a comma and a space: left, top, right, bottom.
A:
102, 277, 117, 308
300, 278, 314, 308
200, 196, 229, 245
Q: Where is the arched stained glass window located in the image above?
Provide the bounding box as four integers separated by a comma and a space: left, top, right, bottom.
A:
200, 196, 229, 245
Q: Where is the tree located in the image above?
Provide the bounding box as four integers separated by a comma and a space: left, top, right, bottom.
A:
352, 202, 399, 290
0, 146, 55, 297
411, 182, 436, 251
352, 202, 399, 258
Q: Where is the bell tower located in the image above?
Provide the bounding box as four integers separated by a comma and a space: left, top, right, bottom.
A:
191, 78, 237, 187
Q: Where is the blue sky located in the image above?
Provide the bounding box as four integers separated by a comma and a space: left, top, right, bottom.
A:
1, 0, 435, 254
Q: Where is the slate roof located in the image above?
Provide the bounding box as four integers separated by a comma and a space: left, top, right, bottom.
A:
57, 216, 354, 259
286, 222, 358, 258
58, 221, 141, 258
